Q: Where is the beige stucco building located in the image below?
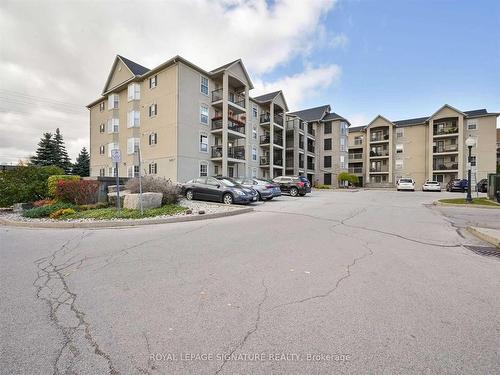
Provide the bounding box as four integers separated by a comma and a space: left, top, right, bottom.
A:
87, 55, 347, 183
348, 105, 499, 188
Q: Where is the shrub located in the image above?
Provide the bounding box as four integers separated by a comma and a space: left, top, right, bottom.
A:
338, 172, 359, 186
22, 201, 77, 218
49, 208, 76, 219
47, 175, 80, 197
0, 165, 64, 207
126, 176, 182, 205
55, 180, 100, 205
33, 198, 57, 207
78, 202, 109, 211
315, 184, 331, 189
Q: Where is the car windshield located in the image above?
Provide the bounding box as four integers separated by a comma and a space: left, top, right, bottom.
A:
400, 179, 413, 183
216, 177, 240, 187
426, 181, 439, 185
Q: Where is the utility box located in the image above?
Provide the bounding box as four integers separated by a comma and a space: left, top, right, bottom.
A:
486, 173, 500, 201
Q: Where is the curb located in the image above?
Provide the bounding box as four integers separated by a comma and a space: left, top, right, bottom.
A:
433, 201, 500, 209
0, 207, 253, 229
467, 227, 500, 248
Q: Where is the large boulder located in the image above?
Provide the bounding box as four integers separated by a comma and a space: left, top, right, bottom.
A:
107, 191, 128, 206
12, 202, 33, 213
124, 193, 163, 210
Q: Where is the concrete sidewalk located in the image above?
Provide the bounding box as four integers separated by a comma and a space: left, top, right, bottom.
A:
467, 227, 500, 248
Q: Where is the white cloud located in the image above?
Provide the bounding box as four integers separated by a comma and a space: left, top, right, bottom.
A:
330, 33, 349, 48
0, 0, 339, 164
253, 65, 342, 110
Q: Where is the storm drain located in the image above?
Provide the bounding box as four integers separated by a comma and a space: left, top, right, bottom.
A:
464, 245, 500, 259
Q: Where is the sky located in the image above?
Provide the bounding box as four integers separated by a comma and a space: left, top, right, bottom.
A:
0, 0, 499, 164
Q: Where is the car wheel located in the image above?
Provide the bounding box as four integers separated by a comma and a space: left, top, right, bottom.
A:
185, 189, 194, 200
223, 193, 233, 205
267, 197, 273, 200
299, 193, 306, 196
290, 187, 299, 197
257, 192, 262, 201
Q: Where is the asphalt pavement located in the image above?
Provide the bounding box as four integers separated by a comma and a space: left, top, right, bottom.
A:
1, 190, 499, 374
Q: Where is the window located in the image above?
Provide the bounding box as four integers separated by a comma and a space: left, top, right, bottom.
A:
252, 146, 257, 161
149, 75, 157, 89
467, 121, 477, 131
200, 134, 208, 153
324, 173, 332, 185
252, 106, 258, 118
324, 122, 332, 134
340, 137, 346, 152
99, 102, 105, 111
324, 138, 332, 150
199, 162, 208, 177
214, 165, 219, 176
149, 103, 157, 117
470, 156, 476, 167
396, 144, 404, 154
200, 105, 209, 125
107, 142, 117, 157
354, 136, 363, 145
340, 155, 346, 169
149, 133, 158, 145
99, 168, 105, 177
340, 122, 348, 136
108, 94, 119, 109
107, 118, 119, 133
127, 83, 140, 101
127, 165, 140, 177
200, 76, 209, 95
252, 125, 257, 140
149, 163, 157, 174
396, 129, 404, 138
99, 145, 105, 155
108, 166, 117, 177
127, 110, 140, 128
324, 156, 332, 168
99, 123, 105, 133
395, 159, 404, 170
127, 138, 140, 154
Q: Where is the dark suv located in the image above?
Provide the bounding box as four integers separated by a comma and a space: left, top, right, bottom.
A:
446, 178, 468, 192
272, 176, 310, 197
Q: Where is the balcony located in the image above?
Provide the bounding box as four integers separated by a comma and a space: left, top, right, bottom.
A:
260, 134, 270, 144
260, 156, 269, 166
433, 163, 458, 171
274, 158, 283, 166
274, 114, 284, 127
349, 153, 363, 160
370, 150, 389, 157
211, 89, 245, 108
211, 117, 246, 135
211, 145, 245, 160
286, 158, 294, 167
370, 133, 389, 142
307, 144, 315, 153
433, 145, 458, 153
349, 167, 363, 174
433, 127, 458, 136
260, 113, 271, 124
299, 160, 304, 169
273, 135, 283, 146
299, 141, 304, 150
354, 139, 363, 146
370, 167, 389, 173
307, 163, 315, 170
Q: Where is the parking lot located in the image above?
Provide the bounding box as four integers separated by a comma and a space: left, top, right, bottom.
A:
1, 189, 499, 374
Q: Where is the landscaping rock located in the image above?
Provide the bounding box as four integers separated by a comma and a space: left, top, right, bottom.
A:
107, 192, 126, 206
12, 203, 33, 213
198, 210, 205, 215
124, 193, 163, 210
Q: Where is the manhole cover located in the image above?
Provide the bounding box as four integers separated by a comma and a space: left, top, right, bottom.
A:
464, 245, 500, 258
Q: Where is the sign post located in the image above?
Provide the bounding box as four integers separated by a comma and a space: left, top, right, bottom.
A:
111, 149, 122, 211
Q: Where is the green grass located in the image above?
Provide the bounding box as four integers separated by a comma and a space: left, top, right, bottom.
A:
438, 198, 500, 207
62, 204, 187, 220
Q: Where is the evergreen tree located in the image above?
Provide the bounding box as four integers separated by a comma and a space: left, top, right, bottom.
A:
53, 128, 72, 173
73, 147, 90, 177
31, 132, 58, 166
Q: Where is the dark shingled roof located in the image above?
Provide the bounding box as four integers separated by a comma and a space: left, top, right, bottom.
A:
118, 55, 150, 76
464, 109, 488, 117
252, 91, 281, 103
210, 59, 240, 73
349, 125, 365, 132
393, 116, 428, 127
289, 105, 330, 122
323, 112, 350, 125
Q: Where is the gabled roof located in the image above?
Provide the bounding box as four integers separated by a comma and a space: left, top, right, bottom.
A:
117, 55, 150, 75
393, 116, 428, 127
464, 109, 487, 117
252, 90, 281, 103
209, 58, 254, 89
323, 112, 351, 126
427, 104, 465, 120
289, 105, 331, 122
349, 125, 365, 132
210, 59, 241, 73
366, 114, 393, 127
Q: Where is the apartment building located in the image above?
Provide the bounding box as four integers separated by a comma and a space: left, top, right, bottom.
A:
88, 55, 348, 184
287, 105, 349, 187
347, 104, 499, 188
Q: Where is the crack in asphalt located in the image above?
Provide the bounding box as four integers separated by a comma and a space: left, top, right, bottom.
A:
214, 280, 268, 375
136, 332, 157, 374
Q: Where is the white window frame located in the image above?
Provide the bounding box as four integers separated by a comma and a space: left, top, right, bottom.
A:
200, 76, 209, 96
199, 134, 208, 153
149, 132, 158, 146
127, 138, 140, 155
99, 145, 105, 155
252, 146, 257, 161
107, 118, 119, 133
396, 129, 404, 138
149, 103, 157, 117
99, 168, 105, 177
467, 120, 477, 130
396, 144, 404, 154
252, 168, 257, 178
252, 106, 258, 118
108, 142, 118, 157
395, 159, 404, 170
340, 155, 346, 169
127, 83, 140, 101
340, 137, 346, 152
99, 123, 105, 133
149, 163, 157, 174
127, 110, 140, 128
149, 75, 157, 89
199, 161, 208, 177
108, 94, 119, 109
99, 102, 105, 111
252, 125, 257, 140
108, 166, 117, 177
200, 104, 209, 125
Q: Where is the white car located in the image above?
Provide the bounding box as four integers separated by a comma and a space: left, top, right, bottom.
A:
396, 178, 415, 191
422, 180, 441, 192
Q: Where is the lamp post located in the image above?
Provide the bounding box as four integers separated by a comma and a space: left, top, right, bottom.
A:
465, 136, 476, 203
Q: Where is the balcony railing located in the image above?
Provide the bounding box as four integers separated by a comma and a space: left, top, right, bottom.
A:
211, 145, 245, 160
370, 167, 389, 173
260, 156, 269, 165
299, 160, 304, 168
307, 163, 315, 170
349, 153, 363, 160
371, 133, 389, 142
274, 114, 284, 126
433, 163, 458, 170
286, 159, 294, 167
354, 139, 363, 145
349, 167, 363, 174
370, 150, 389, 157
211, 89, 245, 108
211, 117, 246, 134
260, 113, 270, 124
299, 141, 304, 149
433, 127, 458, 136
433, 145, 458, 153
260, 135, 270, 144
308, 145, 315, 153
274, 159, 283, 166
307, 127, 315, 137
274, 135, 283, 146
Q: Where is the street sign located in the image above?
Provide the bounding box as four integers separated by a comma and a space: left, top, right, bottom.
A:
111, 149, 121, 163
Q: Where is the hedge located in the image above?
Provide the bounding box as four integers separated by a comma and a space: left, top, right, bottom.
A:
47, 175, 80, 197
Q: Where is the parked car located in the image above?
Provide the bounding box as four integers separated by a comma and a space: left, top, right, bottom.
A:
446, 178, 468, 192
476, 178, 488, 193
183, 176, 258, 204
396, 178, 415, 191
422, 180, 441, 192
272, 176, 310, 197
235, 178, 281, 200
